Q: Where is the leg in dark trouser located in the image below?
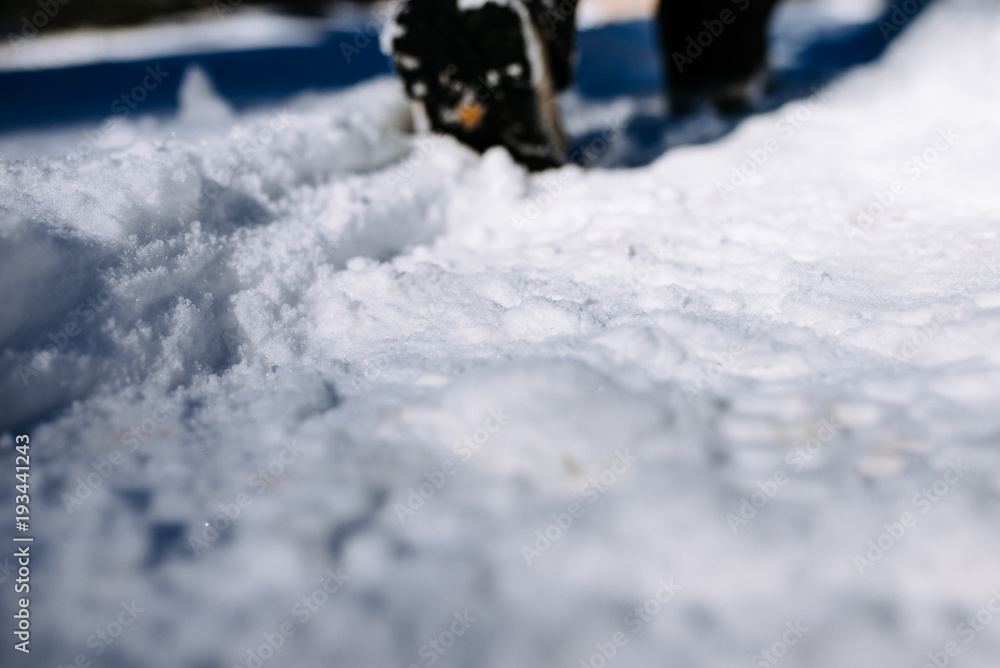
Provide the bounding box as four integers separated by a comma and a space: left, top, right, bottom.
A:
657, 0, 779, 114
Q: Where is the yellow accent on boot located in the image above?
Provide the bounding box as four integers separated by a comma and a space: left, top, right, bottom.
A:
456, 101, 485, 130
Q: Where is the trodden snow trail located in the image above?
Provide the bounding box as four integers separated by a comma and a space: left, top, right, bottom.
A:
1, 1, 1000, 667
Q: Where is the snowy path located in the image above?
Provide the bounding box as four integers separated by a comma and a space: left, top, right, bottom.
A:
2, 1, 1000, 667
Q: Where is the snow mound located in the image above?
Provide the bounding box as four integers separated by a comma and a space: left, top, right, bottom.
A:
2, 1, 1000, 668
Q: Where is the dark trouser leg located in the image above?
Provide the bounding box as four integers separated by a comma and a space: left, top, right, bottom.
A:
657, 0, 779, 114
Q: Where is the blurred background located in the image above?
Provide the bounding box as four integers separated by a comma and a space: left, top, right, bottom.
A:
0, 0, 664, 135
0, 0, 664, 38
0, 0, 334, 29
0, 0, 897, 140
0, 0, 657, 32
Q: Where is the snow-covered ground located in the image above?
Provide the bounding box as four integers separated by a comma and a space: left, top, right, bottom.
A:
0, 8, 328, 72
2, 1, 1000, 667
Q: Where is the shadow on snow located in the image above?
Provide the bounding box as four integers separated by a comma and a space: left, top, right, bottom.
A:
572, 0, 938, 168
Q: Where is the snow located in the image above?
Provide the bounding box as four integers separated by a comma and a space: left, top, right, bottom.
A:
0, 8, 328, 72
3, 1, 1000, 667
457, 0, 511, 10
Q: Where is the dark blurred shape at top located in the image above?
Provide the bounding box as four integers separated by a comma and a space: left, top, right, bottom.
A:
0, 0, 366, 33
657, 0, 779, 115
